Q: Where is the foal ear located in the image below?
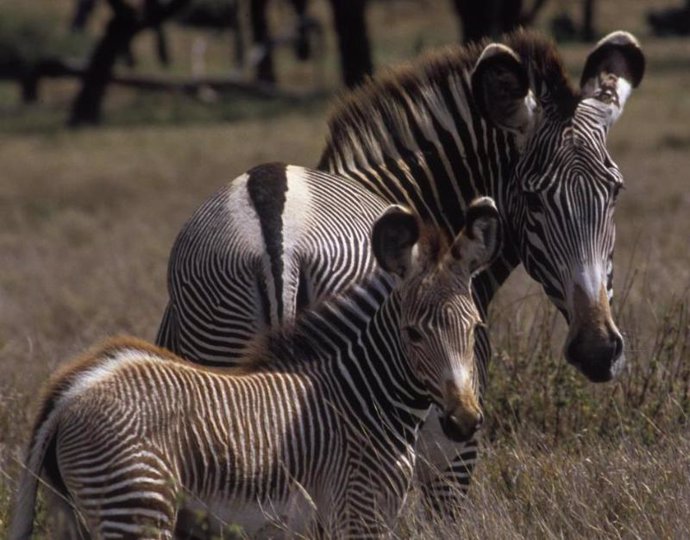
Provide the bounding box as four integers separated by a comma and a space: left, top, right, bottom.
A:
580, 31, 645, 125
372, 205, 420, 279
451, 197, 501, 276
471, 43, 539, 135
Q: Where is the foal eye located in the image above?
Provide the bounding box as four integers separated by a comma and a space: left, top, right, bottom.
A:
405, 327, 424, 344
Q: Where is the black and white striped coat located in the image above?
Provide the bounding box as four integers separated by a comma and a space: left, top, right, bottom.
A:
157, 163, 386, 364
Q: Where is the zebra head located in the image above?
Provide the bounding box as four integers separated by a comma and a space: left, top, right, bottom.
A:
372, 198, 501, 442
472, 31, 645, 382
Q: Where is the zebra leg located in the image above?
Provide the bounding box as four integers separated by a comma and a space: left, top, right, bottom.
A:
335, 450, 414, 537
338, 496, 400, 539
414, 418, 477, 516
58, 434, 178, 538
415, 413, 477, 515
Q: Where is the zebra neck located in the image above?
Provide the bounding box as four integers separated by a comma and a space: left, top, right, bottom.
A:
318, 73, 523, 307
253, 273, 431, 421
320, 74, 519, 235
327, 289, 431, 442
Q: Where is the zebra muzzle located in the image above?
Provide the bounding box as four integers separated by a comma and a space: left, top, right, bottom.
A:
438, 390, 483, 443
566, 282, 625, 382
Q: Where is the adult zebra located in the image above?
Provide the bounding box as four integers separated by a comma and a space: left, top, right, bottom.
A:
318, 29, 644, 382
316, 29, 644, 507
157, 29, 645, 511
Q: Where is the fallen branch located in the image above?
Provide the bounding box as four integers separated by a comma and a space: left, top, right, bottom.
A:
0, 58, 326, 104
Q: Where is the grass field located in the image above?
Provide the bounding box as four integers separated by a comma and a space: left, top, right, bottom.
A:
1, 0, 690, 537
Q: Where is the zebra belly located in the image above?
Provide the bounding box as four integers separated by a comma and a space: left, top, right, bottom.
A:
180, 489, 316, 537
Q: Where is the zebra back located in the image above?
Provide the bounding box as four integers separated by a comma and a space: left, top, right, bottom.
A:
157, 163, 386, 365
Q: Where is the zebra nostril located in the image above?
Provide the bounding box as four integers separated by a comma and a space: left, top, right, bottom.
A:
612, 333, 624, 361
439, 409, 482, 443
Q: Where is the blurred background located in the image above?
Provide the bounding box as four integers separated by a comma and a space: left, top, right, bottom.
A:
1, 0, 690, 536
1, 0, 688, 128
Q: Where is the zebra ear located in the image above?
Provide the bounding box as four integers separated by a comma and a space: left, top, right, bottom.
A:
372, 205, 420, 279
451, 197, 501, 276
471, 43, 539, 136
580, 31, 645, 123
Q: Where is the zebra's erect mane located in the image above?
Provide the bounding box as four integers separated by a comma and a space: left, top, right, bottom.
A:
319, 29, 578, 169
239, 272, 394, 373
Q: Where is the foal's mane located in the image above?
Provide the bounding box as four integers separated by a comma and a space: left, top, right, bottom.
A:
239, 224, 455, 373
319, 29, 578, 167
237, 273, 391, 373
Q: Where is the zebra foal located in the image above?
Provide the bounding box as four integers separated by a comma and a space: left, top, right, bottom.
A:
11, 199, 500, 539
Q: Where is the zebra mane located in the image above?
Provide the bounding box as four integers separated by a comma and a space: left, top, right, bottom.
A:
238, 272, 395, 372
318, 29, 578, 169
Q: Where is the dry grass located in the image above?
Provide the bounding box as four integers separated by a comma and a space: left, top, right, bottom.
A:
398, 432, 690, 539
1, 0, 690, 537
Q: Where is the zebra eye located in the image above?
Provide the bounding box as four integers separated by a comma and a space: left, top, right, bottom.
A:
405, 326, 424, 344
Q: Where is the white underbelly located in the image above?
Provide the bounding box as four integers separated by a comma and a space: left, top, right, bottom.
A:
181, 491, 317, 538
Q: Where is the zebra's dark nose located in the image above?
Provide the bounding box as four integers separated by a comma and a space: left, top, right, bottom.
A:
439, 409, 482, 443
566, 325, 624, 382
566, 282, 625, 382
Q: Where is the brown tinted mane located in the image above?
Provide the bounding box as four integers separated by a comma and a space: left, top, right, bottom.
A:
235, 276, 382, 374
234, 331, 290, 373
321, 29, 578, 162
505, 29, 579, 116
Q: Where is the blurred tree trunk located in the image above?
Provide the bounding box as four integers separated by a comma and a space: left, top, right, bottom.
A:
250, 0, 312, 84
69, 0, 191, 127
330, 0, 372, 88
69, 3, 137, 126
20, 65, 40, 103
250, 0, 275, 83
293, 0, 311, 61
582, 0, 596, 41
451, 0, 548, 44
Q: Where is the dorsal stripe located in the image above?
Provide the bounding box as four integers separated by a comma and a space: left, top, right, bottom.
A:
246, 162, 289, 325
